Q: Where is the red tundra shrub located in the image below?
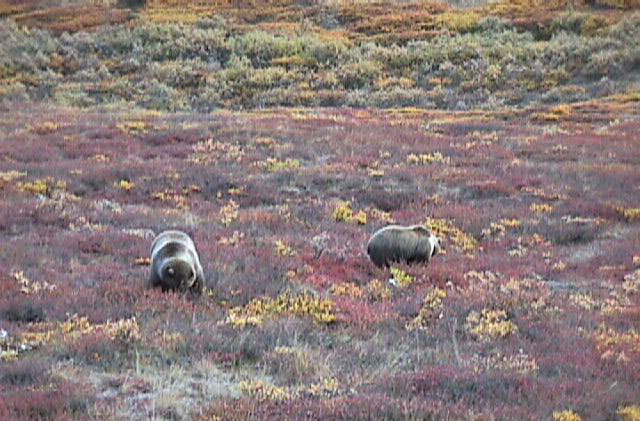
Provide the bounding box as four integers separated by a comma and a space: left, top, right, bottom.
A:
0, 380, 92, 421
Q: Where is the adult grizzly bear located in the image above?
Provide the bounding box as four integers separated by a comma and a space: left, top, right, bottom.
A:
149, 230, 205, 294
366, 225, 441, 268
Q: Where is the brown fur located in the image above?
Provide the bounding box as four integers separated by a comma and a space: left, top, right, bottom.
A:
149, 230, 205, 294
366, 225, 440, 268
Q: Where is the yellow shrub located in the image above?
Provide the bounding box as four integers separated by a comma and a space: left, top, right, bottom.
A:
534, 112, 561, 121
407, 152, 450, 165
390, 267, 414, 288
368, 168, 385, 178
521, 186, 566, 201
482, 218, 522, 237
104, 317, 141, 343
15, 314, 142, 353
530, 203, 554, 214
218, 230, 245, 246
367, 279, 393, 301
190, 138, 245, 164
90, 154, 110, 163
330, 282, 365, 299
220, 199, 239, 226
352, 210, 367, 225
306, 377, 340, 398
333, 201, 353, 222
619, 405, 640, 421
144, 8, 201, 24
617, 206, 640, 221
240, 379, 291, 401
332, 201, 367, 224
569, 293, 598, 311
426, 218, 478, 254
117, 179, 135, 191
406, 287, 447, 331
583, 14, 610, 35
30, 121, 59, 134
553, 410, 582, 421
19, 177, 66, 197
595, 325, 640, 351
229, 292, 337, 327
152, 189, 189, 209
466, 309, 518, 341
134, 256, 151, 266
471, 351, 539, 374
437, 11, 481, 33
623, 270, 640, 295
275, 239, 297, 257
550, 104, 573, 116
117, 120, 150, 134
13, 271, 57, 295
0, 349, 18, 362
0, 170, 27, 186
370, 208, 394, 223
254, 136, 278, 148
151, 329, 185, 351
263, 158, 300, 172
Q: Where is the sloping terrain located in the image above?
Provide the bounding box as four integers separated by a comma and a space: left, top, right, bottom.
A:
1, 1, 640, 420
1, 0, 640, 110
1, 97, 639, 420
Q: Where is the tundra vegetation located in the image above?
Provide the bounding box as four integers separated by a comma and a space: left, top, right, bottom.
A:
0, 0, 640, 420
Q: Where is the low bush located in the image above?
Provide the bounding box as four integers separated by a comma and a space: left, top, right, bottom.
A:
2, 10, 640, 110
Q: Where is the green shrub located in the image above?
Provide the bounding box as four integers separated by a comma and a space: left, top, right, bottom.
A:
148, 60, 206, 89
139, 80, 188, 111
1, 8, 638, 111
235, 31, 349, 69
0, 21, 60, 76
338, 59, 382, 89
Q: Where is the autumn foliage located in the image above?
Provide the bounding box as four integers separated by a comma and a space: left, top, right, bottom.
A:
1, 0, 640, 420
